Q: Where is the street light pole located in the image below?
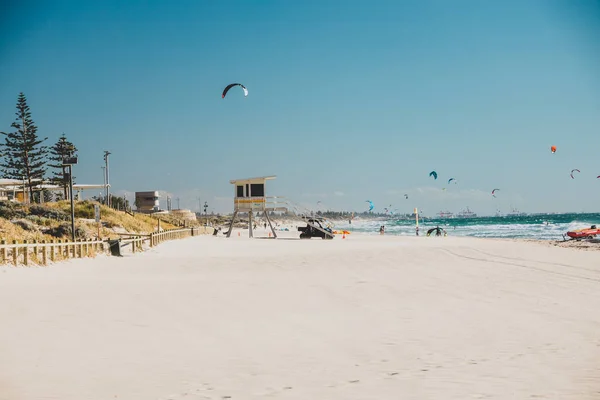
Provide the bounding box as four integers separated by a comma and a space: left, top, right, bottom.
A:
103, 151, 111, 207
203, 201, 208, 226
69, 165, 75, 241
101, 166, 106, 204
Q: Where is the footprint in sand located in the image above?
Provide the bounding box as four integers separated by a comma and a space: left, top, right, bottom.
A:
158, 383, 216, 400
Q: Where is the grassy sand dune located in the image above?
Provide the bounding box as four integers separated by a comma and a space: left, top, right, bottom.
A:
0, 200, 179, 242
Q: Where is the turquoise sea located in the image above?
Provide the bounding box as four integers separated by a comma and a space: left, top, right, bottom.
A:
333, 213, 600, 240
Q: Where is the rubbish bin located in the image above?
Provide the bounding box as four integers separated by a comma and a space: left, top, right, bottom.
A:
108, 239, 122, 257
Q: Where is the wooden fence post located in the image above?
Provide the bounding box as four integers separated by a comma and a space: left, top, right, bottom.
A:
12, 240, 18, 266
32, 240, 38, 263
50, 240, 56, 262
23, 240, 29, 266
1, 240, 6, 264
41, 240, 47, 266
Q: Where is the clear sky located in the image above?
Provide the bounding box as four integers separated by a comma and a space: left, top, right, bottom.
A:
1, 0, 599, 215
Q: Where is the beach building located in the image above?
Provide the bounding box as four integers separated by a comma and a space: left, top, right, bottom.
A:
134, 191, 160, 213
0, 179, 106, 203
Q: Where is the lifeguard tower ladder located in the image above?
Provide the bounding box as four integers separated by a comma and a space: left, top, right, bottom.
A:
226, 176, 287, 238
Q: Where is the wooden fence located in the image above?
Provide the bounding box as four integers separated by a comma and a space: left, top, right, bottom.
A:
0, 239, 106, 266
0, 227, 207, 267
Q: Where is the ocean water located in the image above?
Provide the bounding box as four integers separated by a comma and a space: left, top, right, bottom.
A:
331, 213, 600, 240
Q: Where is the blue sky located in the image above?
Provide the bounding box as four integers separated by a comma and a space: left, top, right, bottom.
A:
1, 0, 599, 215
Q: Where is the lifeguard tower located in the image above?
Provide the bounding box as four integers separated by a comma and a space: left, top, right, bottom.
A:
226, 175, 287, 238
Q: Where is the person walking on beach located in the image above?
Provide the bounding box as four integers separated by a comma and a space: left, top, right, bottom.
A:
380, 225, 385, 235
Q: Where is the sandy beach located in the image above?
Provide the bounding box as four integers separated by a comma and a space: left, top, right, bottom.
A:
1, 230, 600, 399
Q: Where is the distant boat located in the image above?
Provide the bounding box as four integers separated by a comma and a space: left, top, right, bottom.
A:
506, 207, 527, 217
456, 207, 478, 218
437, 210, 454, 219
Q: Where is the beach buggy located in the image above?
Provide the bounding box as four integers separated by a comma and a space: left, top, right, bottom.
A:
298, 217, 335, 239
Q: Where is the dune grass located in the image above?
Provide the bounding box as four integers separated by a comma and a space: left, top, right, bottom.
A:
0, 200, 180, 242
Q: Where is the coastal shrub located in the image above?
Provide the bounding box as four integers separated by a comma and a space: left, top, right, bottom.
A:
25, 215, 55, 227
29, 205, 70, 221
46, 222, 88, 239
12, 218, 40, 232
74, 201, 95, 219
0, 201, 26, 220
29, 205, 47, 216
25, 215, 43, 224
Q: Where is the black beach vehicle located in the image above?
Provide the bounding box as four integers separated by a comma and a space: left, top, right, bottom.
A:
298, 217, 335, 239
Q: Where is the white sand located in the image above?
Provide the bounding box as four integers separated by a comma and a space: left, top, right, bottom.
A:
1, 231, 600, 399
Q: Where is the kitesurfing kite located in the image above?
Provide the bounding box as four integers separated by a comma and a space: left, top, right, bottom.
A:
404, 194, 408, 199
551, 145, 557, 154
492, 188, 500, 198
429, 171, 438, 180
365, 200, 374, 212
222, 83, 248, 99
570, 169, 580, 179
448, 178, 456, 185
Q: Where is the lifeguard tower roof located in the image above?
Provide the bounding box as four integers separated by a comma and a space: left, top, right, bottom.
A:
229, 175, 276, 184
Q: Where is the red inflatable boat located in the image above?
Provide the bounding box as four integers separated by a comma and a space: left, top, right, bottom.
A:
566, 225, 600, 239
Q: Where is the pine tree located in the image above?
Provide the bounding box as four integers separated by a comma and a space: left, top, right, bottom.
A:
49, 134, 77, 200
0, 93, 49, 203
